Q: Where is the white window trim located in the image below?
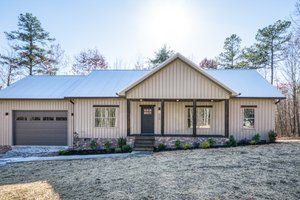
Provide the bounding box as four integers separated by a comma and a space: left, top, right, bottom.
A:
94, 107, 118, 128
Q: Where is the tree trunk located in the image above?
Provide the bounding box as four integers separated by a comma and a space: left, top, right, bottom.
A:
270, 46, 274, 85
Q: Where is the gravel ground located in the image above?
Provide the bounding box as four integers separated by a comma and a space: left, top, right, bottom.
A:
0, 142, 299, 200
0, 146, 67, 158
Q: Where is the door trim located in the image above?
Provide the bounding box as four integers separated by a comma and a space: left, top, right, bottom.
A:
140, 105, 155, 135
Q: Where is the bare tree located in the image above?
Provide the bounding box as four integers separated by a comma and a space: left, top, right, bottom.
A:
199, 58, 218, 69
0, 48, 19, 88
38, 44, 64, 75
72, 48, 108, 75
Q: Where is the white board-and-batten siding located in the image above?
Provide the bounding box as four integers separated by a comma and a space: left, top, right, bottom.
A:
126, 59, 230, 99
0, 100, 73, 146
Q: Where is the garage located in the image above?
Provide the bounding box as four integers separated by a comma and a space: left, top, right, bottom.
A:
14, 111, 68, 146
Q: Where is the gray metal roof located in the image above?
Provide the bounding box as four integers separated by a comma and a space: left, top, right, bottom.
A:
206, 69, 285, 98
0, 75, 83, 99
0, 69, 284, 99
66, 70, 150, 97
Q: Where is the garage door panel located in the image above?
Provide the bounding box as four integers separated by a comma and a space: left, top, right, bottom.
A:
14, 111, 68, 146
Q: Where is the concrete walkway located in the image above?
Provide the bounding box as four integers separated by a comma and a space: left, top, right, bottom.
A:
0, 151, 152, 166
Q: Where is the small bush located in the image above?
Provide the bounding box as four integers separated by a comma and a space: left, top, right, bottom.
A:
104, 141, 112, 152
90, 139, 98, 150
192, 142, 200, 149
183, 144, 192, 150
175, 140, 182, 149
58, 150, 67, 155
115, 147, 122, 153
226, 135, 237, 147
118, 137, 127, 147
268, 130, 277, 143
252, 133, 260, 143
238, 138, 250, 146
250, 140, 257, 145
207, 138, 216, 147
121, 144, 132, 152
157, 143, 166, 151
200, 141, 210, 149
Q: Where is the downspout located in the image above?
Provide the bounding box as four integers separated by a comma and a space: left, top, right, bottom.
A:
70, 99, 75, 148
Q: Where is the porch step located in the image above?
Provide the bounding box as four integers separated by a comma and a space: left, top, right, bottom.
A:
133, 147, 154, 151
134, 136, 155, 151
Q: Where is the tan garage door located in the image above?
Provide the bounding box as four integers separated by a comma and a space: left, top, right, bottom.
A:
14, 111, 68, 146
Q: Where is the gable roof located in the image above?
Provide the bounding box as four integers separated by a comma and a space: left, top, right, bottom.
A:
0, 53, 285, 100
0, 75, 83, 99
118, 53, 239, 96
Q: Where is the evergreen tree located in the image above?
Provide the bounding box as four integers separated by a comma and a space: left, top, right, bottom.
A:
148, 44, 174, 68
218, 34, 242, 69
255, 20, 291, 84
5, 13, 56, 75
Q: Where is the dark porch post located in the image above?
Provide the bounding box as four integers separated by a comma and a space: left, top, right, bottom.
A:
225, 99, 229, 137
161, 100, 164, 135
127, 99, 130, 136
193, 99, 197, 137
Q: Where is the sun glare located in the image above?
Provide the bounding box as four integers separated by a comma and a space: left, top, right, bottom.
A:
141, 1, 193, 49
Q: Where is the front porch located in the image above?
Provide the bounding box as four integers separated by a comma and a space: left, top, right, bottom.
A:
127, 99, 229, 138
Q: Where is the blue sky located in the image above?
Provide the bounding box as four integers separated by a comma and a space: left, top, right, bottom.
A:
0, 0, 296, 70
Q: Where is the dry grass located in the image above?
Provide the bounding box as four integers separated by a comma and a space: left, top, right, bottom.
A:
0, 142, 299, 199
0, 181, 60, 200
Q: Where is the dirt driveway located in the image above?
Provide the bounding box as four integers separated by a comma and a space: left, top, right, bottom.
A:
0, 142, 299, 200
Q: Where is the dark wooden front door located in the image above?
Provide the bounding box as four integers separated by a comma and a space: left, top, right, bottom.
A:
141, 106, 155, 135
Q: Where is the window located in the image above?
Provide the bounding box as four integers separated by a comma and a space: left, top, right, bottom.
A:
43, 117, 54, 121
143, 108, 152, 115
187, 107, 211, 128
243, 108, 255, 128
95, 107, 117, 128
30, 117, 41, 121
16, 116, 27, 121
56, 117, 67, 121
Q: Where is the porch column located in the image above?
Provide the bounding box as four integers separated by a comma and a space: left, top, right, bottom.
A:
224, 99, 229, 137
127, 99, 130, 136
161, 100, 164, 135
193, 99, 197, 137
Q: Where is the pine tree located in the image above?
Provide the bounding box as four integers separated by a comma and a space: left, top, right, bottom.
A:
148, 44, 174, 68
255, 20, 291, 84
218, 34, 242, 69
5, 13, 56, 75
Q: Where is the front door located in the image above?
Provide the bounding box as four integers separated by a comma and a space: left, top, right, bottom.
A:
141, 106, 155, 135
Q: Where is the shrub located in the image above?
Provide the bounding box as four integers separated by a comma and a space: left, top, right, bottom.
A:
200, 141, 210, 149
183, 144, 192, 150
118, 137, 127, 147
192, 142, 200, 149
175, 140, 182, 149
121, 144, 132, 152
252, 133, 260, 143
90, 139, 98, 150
115, 147, 122, 153
226, 135, 237, 147
207, 138, 216, 147
58, 150, 67, 155
157, 143, 166, 151
104, 141, 112, 152
238, 138, 250, 146
250, 140, 257, 145
268, 130, 277, 143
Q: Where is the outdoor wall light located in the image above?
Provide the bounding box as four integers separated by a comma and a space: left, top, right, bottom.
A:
176, 99, 179, 102
5, 112, 8, 116
140, 99, 143, 102
71, 113, 74, 116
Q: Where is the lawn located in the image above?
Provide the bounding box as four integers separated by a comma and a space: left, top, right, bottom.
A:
0, 142, 299, 200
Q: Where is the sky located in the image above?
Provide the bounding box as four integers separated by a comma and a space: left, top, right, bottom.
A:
0, 0, 297, 71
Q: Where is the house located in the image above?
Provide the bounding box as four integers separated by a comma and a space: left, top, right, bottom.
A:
0, 53, 285, 150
